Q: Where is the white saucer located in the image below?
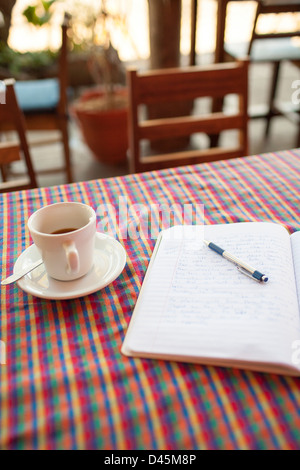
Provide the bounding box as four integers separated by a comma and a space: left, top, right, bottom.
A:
14, 233, 127, 300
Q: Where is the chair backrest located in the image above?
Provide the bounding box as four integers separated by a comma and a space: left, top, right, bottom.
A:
127, 60, 249, 174
248, 0, 300, 54
11, 13, 73, 184
14, 12, 70, 124
0, 79, 37, 192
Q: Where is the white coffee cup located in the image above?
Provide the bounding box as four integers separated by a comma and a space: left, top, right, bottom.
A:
28, 202, 96, 281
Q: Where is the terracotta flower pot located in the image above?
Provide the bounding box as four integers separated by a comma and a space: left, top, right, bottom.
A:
72, 88, 128, 165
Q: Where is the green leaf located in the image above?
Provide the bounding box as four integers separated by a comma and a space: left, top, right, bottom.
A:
42, 0, 57, 12
22, 1, 56, 27
23, 6, 39, 25
38, 12, 52, 26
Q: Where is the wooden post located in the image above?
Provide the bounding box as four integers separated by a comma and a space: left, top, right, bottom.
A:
147, 0, 192, 152
148, 0, 182, 70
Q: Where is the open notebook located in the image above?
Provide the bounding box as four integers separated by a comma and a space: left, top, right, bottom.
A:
122, 222, 300, 376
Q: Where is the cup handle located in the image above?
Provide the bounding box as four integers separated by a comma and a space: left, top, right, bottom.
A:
63, 242, 80, 274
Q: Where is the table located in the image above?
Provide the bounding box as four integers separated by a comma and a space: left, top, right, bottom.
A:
1, 148, 300, 450
190, 0, 249, 66
190, 0, 300, 65
190, 0, 300, 147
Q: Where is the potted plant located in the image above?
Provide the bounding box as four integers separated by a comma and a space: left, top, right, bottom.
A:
70, 0, 129, 165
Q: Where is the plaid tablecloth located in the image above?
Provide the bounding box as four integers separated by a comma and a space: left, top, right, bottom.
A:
1, 148, 300, 450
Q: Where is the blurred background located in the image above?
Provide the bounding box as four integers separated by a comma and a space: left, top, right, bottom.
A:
0, 0, 299, 187
5, 0, 262, 60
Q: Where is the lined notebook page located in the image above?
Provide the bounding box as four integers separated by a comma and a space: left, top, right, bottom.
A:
290, 230, 300, 311
122, 223, 300, 372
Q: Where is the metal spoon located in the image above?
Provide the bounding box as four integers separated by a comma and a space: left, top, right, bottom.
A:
1, 259, 43, 285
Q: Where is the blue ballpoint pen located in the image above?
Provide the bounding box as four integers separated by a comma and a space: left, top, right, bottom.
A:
203, 240, 268, 283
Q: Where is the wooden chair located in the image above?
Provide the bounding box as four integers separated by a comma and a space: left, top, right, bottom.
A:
127, 60, 249, 174
14, 13, 73, 183
0, 79, 37, 193
223, 0, 300, 145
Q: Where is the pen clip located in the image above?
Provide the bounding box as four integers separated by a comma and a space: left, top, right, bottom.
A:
236, 266, 260, 282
